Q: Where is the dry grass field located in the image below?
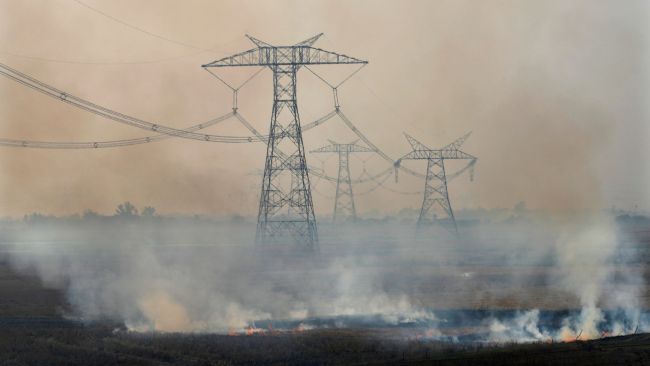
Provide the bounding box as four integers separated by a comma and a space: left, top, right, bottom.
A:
1, 219, 650, 365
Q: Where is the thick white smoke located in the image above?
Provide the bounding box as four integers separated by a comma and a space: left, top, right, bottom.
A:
4, 222, 431, 333
2, 214, 645, 341
485, 215, 644, 342
553, 216, 642, 340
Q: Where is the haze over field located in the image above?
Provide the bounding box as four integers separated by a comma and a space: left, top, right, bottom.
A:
0, 0, 647, 217
0, 0, 648, 349
2, 214, 647, 342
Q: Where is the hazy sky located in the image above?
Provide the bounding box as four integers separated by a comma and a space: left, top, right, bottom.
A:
0, 0, 648, 217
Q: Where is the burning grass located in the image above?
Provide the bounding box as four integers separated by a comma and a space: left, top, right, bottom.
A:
2, 217, 650, 364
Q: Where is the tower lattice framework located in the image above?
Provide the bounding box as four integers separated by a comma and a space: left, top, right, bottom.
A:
311, 140, 374, 222
203, 34, 367, 251
395, 133, 475, 234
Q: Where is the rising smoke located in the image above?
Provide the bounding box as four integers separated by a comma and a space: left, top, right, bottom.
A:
0, 0, 647, 345
2, 211, 646, 342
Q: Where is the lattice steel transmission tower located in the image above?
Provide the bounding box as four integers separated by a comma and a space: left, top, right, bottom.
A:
395, 133, 476, 234
202, 34, 367, 251
311, 140, 374, 222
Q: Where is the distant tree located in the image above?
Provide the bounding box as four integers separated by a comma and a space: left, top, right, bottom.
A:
83, 209, 100, 219
115, 202, 138, 217
141, 206, 156, 217
24, 212, 49, 223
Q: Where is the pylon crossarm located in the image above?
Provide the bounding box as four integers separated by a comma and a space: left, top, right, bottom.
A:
401, 148, 475, 161
310, 140, 374, 154
441, 149, 476, 160
347, 142, 375, 153
202, 46, 367, 68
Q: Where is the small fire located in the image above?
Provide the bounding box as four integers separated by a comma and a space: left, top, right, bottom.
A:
559, 328, 580, 343
245, 325, 266, 336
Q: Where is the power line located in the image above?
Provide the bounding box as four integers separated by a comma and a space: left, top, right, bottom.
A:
396, 133, 477, 234
72, 0, 211, 51
311, 140, 375, 222
301, 63, 427, 180
303, 65, 477, 187
0, 111, 234, 149
0, 47, 217, 66
0, 61, 268, 143
1, 2, 245, 65
204, 33, 369, 251
303, 56, 477, 199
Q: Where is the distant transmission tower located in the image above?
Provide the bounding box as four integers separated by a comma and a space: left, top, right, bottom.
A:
202, 34, 367, 251
395, 133, 476, 234
311, 140, 374, 222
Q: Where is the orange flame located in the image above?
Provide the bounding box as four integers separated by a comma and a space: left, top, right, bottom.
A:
245, 325, 266, 336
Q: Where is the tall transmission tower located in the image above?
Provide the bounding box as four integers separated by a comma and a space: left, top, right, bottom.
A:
395, 133, 476, 234
202, 34, 367, 251
311, 140, 374, 222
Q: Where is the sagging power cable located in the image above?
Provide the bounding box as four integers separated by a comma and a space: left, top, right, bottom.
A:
304, 65, 476, 186
0, 62, 269, 144
0, 111, 234, 149
72, 0, 213, 52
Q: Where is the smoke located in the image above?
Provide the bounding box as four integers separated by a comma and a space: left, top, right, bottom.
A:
488, 309, 550, 343
552, 218, 615, 340
481, 215, 644, 343
1, 211, 646, 343
552, 217, 643, 340
3, 220, 434, 333
0, 1, 647, 217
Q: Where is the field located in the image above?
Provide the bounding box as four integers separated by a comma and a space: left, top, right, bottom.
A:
1, 217, 650, 364
2, 307, 650, 365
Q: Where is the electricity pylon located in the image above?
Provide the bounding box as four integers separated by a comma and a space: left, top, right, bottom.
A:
203, 34, 367, 251
311, 140, 374, 222
395, 133, 476, 234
